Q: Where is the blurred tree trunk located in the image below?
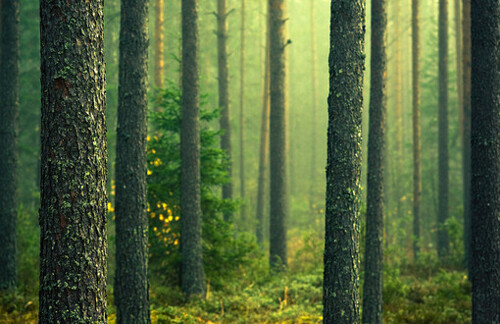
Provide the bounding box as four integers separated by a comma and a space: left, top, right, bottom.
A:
269, 0, 288, 268
256, 0, 270, 245
462, 0, 471, 275
39, 1, 107, 321
308, 0, 318, 213
115, 0, 151, 322
181, 0, 205, 298
437, 0, 449, 259
216, 0, 233, 222
362, 0, 386, 322
239, 0, 246, 223
470, 0, 499, 321
154, 0, 164, 91
0, 0, 19, 291
455, 0, 463, 138
412, 0, 421, 260
323, 0, 365, 322
394, 0, 403, 220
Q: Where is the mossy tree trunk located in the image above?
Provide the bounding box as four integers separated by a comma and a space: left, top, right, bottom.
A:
470, 0, 499, 321
0, 0, 19, 291
39, 1, 108, 322
323, 0, 365, 322
114, 0, 151, 322
181, 0, 205, 298
269, 0, 288, 268
362, 0, 386, 322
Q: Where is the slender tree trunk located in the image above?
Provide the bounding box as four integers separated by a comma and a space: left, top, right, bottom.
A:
323, 0, 365, 322
362, 0, 386, 322
269, 0, 288, 268
39, 1, 107, 321
256, 0, 270, 245
455, 0, 463, 138
115, 0, 150, 322
394, 0, 403, 220
181, 0, 205, 298
470, 0, 500, 321
412, 0, 421, 260
216, 0, 233, 223
154, 0, 164, 91
0, 0, 19, 291
239, 0, 246, 223
437, 0, 449, 259
462, 0, 471, 275
308, 0, 318, 213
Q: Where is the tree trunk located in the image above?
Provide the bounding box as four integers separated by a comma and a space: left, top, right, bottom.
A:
0, 0, 19, 291
455, 0, 463, 138
362, 0, 386, 322
462, 0, 471, 276
269, 0, 288, 268
323, 0, 365, 322
470, 0, 499, 321
154, 0, 164, 91
412, 0, 421, 260
216, 0, 233, 223
115, 0, 150, 322
256, 0, 270, 245
181, 0, 205, 298
308, 0, 318, 213
239, 0, 246, 223
437, 0, 449, 259
39, 1, 107, 322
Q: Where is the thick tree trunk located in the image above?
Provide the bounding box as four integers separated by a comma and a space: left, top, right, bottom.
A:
216, 0, 233, 223
269, 0, 288, 268
39, 1, 107, 322
470, 0, 499, 321
239, 0, 246, 223
115, 0, 150, 322
181, 0, 205, 298
412, 0, 421, 260
256, 0, 270, 245
0, 0, 19, 291
437, 0, 449, 259
154, 0, 164, 91
362, 0, 386, 322
323, 0, 365, 322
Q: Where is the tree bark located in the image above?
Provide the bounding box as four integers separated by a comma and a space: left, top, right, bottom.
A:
437, 0, 450, 259
239, 0, 246, 223
39, 1, 107, 322
0, 0, 19, 291
470, 0, 499, 321
216, 0, 233, 223
362, 0, 386, 322
269, 0, 288, 268
323, 0, 365, 322
181, 0, 205, 298
412, 0, 421, 260
115, 0, 150, 322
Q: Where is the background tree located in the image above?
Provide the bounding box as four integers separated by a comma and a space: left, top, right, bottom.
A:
323, 0, 365, 322
181, 0, 205, 297
154, 0, 164, 92
470, 0, 499, 321
269, 0, 288, 268
39, 1, 107, 322
362, 0, 386, 322
114, 0, 150, 322
0, 0, 19, 291
239, 0, 246, 223
308, 0, 318, 213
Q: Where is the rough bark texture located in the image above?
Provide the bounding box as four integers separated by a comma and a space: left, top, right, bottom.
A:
256, 2, 270, 245
154, 0, 164, 90
470, 0, 500, 321
216, 0, 233, 223
181, 0, 205, 298
269, 0, 288, 268
308, 0, 318, 212
437, 0, 449, 259
0, 0, 19, 291
461, 0, 471, 275
239, 0, 246, 223
412, 0, 421, 260
39, 1, 108, 322
362, 0, 386, 322
323, 0, 365, 322
115, 0, 150, 322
